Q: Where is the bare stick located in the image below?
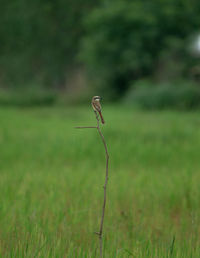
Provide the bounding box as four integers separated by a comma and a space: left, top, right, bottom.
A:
75, 126, 97, 129
75, 111, 109, 258
95, 112, 109, 258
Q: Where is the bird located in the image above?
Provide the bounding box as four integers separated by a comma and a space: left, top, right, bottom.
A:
91, 96, 105, 124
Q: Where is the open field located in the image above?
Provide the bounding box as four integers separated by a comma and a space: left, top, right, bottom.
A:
0, 106, 200, 257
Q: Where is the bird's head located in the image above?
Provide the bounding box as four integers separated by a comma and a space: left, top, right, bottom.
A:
93, 96, 101, 101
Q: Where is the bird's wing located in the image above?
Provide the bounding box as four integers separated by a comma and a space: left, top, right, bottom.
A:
93, 102, 101, 112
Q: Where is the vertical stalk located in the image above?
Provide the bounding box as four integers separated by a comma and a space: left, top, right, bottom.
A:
94, 111, 109, 257
75, 111, 109, 257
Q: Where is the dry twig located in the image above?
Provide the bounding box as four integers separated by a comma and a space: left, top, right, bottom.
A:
75, 111, 109, 258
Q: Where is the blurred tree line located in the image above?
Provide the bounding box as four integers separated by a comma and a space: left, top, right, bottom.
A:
0, 0, 100, 89
0, 0, 200, 105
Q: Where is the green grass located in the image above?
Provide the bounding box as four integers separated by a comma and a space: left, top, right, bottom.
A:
0, 106, 200, 257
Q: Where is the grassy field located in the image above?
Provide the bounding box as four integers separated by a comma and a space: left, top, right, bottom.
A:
0, 106, 200, 257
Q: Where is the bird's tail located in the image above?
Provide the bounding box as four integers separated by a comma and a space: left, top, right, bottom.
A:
99, 111, 105, 124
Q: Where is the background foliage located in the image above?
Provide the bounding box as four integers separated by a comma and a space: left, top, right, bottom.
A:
0, 0, 200, 106
0, 0, 100, 88
81, 0, 200, 98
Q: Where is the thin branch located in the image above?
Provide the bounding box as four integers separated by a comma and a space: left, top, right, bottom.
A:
75, 126, 97, 129
94, 112, 109, 258
75, 111, 109, 258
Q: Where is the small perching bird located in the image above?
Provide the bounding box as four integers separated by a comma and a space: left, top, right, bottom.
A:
91, 96, 105, 124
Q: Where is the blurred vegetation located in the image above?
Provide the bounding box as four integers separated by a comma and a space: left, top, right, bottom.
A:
0, 89, 57, 107
0, 0, 100, 88
124, 80, 200, 110
81, 0, 200, 98
0, 0, 200, 106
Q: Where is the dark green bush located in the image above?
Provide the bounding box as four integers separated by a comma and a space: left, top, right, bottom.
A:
124, 80, 200, 110
80, 0, 200, 98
